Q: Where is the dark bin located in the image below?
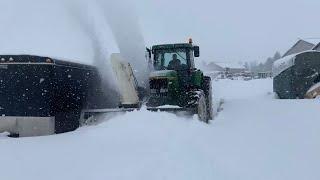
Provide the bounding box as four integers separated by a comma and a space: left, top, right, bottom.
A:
273, 51, 320, 99
0, 55, 118, 134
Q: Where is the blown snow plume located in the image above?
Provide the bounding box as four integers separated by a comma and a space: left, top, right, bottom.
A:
0, 0, 93, 62
96, 0, 149, 86
67, 1, 113, 78
66, 0, 120, 105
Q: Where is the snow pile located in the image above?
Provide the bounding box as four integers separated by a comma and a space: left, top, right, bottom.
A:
0, 109, 215, 180
0, 79, 320, 180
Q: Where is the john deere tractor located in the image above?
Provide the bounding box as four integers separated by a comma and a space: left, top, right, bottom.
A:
146, 40, 213, 122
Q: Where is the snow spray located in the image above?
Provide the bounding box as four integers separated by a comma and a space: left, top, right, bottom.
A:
96, 0, 149, 87
68, 0, 148, 87
66, 0, 120, 105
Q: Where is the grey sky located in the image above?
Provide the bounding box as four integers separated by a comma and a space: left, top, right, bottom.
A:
133, 0, 320, 62
0, 0, 319, 64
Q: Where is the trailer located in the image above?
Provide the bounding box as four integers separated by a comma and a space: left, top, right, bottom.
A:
0, 55, 118, 137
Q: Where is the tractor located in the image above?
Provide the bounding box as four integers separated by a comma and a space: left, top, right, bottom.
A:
145, 39, 213, 122
83, 39, 213, 124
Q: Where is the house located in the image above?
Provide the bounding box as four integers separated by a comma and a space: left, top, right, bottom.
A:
207, 62, 246, 74
258, 72, 272, 79
282, 39, 320, 57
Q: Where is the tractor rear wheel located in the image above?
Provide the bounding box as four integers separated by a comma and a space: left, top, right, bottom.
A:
196, 91, 209, 123
203, 76, 213, 120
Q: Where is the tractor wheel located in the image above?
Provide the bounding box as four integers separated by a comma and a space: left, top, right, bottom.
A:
203, 76, 213, 120
196, 91, 209, 123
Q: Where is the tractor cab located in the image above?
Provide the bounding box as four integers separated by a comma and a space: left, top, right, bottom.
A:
149, 40, 200, 72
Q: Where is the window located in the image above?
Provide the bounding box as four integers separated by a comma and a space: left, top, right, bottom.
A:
154, 48, 188, 70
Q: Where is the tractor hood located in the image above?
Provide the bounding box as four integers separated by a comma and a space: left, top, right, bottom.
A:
149, 70, 177, 79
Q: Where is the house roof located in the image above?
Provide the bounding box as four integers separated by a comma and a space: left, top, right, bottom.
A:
303, 38, 320, 45
312, 42, 320, 51
282, 39, 316, 58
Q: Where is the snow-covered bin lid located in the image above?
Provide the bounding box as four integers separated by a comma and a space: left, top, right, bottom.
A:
273, 50, 319, 77
272, 54, 296, 77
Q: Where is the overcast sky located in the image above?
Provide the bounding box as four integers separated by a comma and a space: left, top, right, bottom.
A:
0, 0, 319, 64
132, 0, 320, 62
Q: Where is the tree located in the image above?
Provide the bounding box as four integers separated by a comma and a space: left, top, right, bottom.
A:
244, 62, 249, 70
264, 57, 274, 71
273, 51, 281, 61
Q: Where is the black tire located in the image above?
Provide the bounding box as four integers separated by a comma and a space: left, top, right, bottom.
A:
196, 91, 209, 123
203, 76, 213, 120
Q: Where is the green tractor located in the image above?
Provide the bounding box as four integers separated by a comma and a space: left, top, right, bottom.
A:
146, 40, 213, 122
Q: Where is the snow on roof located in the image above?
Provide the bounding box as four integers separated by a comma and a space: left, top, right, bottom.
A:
273, 50, 317, 77
214, 62, 245, 69
304, 38, 320, 45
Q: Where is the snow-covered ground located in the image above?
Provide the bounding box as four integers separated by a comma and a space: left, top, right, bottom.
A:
1, 79, 319, 180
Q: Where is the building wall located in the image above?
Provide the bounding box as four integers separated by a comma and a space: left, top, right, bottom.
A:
228, 68, 246, 74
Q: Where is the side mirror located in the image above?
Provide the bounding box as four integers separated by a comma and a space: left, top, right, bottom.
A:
194, 46, 200, 57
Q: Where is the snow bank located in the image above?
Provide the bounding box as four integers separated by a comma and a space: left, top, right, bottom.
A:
0, 109, 215, 180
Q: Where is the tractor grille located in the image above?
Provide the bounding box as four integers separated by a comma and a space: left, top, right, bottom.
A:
150, 79, 169, 96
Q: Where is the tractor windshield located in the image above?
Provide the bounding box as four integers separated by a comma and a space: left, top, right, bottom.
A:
154, 48, 188, 70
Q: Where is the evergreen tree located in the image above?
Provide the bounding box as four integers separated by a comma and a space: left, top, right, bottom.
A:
244, 62, 249, 70
273, 51, 281, 61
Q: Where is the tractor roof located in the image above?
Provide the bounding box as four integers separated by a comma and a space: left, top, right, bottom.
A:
152, 43, 193, 50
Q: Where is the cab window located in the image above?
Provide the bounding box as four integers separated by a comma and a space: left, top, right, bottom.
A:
154, 48, 188, 70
